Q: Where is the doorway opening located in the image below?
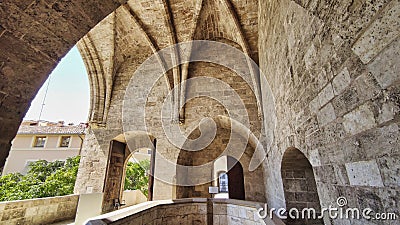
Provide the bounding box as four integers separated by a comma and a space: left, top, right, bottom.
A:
102, 133, 156, 213
213, 156, 245, 200
281, 148, 322, 225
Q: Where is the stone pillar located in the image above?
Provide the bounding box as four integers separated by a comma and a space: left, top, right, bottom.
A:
74, 128, 111, 194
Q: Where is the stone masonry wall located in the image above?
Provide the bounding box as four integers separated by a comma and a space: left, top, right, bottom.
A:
259, 0, 400, 224
0, 195, 78, 225
87, 199, 269, 225
176, 127, 265, 202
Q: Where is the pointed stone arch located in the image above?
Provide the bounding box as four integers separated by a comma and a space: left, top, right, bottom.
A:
281, 147, 322, 225
175, 115, 265, 202
102, 131, 156, 213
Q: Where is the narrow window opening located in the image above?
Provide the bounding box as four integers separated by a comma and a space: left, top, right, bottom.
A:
60, 136, 71, 148
33, 136, 47, 148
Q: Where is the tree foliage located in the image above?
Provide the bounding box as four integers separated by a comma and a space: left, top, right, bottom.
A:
0, 156, 80, 201
124, 160, 150, 197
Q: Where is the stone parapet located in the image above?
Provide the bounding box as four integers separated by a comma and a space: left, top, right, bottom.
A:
86, 198, 284, 225
0, 195, 79, 225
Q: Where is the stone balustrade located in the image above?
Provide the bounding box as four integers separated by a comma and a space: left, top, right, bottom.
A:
0, 195, 79, 225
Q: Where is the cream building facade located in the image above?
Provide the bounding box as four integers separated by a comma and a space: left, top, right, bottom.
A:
3, 121, 85, 175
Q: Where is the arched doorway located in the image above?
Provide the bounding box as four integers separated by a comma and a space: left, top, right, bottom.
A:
213, 156, 245, 200
175, 117, 265, 202
102, 131, 156, 213
102, 140, 128, 213
227, 156, 245, 200
281, 148, 322, 225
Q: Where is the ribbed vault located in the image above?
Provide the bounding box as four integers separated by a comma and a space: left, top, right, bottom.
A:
78, 0, 260, 126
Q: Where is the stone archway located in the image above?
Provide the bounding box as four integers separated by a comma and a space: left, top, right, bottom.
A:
281, 148, 322, 225
212, 155, 246, 200
227, 156, 245, 200
102, 140, 129, 213
175, 116, 265, 202
102, 131, 155, 213
0, 1, 128, 169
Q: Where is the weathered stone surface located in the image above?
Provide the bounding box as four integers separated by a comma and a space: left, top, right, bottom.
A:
376, 154, 400, 187
368, 36, 400, 89
345, 160, 384, 187
0, 195, 78, 225
0, 0, 128, 168
351, 0, 400, 64
317, 103, 336, 127
259, 0, 400, 224
343, 103, 377, 135
332, 68, 351, 95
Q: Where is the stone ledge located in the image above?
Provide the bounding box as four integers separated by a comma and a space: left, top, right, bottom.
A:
86, 198, 284, 225
0, 194, 79, 225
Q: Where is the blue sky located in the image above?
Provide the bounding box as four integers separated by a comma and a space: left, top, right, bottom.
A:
24, 46, 90, 124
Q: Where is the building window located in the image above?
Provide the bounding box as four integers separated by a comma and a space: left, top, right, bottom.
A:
218, 173, 229, 193
33, 136, 46, 147
60, 136, 71, 148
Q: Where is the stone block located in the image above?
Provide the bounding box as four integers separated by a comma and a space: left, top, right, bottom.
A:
351, 0, 400, 63
318, 83, 335, 107
213, 204, 227, 215
332, 67, 351, 95
239, 207, 247, 219
343, 103, 377, 135
359, 123, 399, 159
309, 95, 320, 114
1, 208, 25, 221
217, 215, 228, 225
24, 207, 38, 217
321, 122, 346, 145
376, 154, 400, 187
345, 160, 384, 187
317, 103, 336, 127
353, 72, 381, 102
368, 36, 400, 89
340, 139, 366, 163
333, 164, 350, 186
314, 165, 337, 185
356, 188, 384, 213
4, 201, 27, 210
332, 86, 360, 117
377, 102, 396, 124
308, 149, 321, 167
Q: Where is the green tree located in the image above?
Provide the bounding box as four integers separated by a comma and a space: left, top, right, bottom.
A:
124, 160, 150, 197
42, 156, 81, 197
0, 156, 80, 201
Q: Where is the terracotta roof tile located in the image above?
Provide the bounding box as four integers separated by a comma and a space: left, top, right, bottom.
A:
17, 124, 86, 135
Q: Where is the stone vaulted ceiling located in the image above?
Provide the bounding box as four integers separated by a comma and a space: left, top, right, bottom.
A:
78, 0, 259, 125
